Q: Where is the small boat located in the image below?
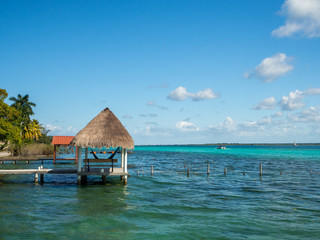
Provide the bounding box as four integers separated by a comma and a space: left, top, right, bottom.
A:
217, 145, 226, 149
293, 141, 297, 147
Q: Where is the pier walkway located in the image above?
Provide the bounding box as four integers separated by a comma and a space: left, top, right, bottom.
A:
0, 167, 127, 183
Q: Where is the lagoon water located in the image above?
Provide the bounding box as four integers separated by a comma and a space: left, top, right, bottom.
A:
0, 145, 320, 239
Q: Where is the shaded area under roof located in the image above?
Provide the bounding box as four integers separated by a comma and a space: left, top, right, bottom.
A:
71, 107, 134, 149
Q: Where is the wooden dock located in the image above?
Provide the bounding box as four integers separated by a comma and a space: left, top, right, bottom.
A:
0, 157, 76, 165
0, 167, 127, 184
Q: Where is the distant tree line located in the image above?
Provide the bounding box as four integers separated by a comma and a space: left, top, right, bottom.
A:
0, 88, 52, 155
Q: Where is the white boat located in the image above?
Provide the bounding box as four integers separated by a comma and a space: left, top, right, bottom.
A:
217, 145, 226, 149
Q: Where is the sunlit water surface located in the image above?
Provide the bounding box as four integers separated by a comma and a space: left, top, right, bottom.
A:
0, 145, 319, 239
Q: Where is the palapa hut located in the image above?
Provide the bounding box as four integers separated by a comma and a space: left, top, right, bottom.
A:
71, 107, 134, 184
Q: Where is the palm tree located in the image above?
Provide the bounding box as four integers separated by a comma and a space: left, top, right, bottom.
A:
9, 94, 36, 120
23, 119, 43, 140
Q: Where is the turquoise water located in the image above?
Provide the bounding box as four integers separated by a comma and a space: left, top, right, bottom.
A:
0, 145, 320, 239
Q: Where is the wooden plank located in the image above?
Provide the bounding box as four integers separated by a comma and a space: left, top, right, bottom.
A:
79, 171, 127, 176
0, 168, 77, 175
84, 159, 118, 163
84, 164, 115, 167
54, 158, 76, 160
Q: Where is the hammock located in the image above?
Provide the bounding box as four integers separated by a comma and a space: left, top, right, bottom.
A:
90, 147, 120, 159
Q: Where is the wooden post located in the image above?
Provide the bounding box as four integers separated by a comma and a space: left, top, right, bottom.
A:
75, 147, 78, 163
122, 148, 128, 185
101, 169, 106, 182
224, 168, 227, 176
34, 173, 38, 183
77, 146, 82, 185
40, 174, 44, 183
259, 163, 262, 176
121, 148, 124, 168
102, 175, 106, 182
187, 169, 190, 177
85, 147, 88, 161
81, 175, 87, 185
207, 164, 210, 176
151, 165, 154, 176
53, 145, 57, 164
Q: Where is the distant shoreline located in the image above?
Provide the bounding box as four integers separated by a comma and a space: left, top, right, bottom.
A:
136, 143, 320, 147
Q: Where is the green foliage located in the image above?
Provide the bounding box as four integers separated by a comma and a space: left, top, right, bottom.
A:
9, 94, 36, 121
9, 93, 43, 142
0, 89, 22, 150
1, 89, 53, 155
37, 128, 53, 144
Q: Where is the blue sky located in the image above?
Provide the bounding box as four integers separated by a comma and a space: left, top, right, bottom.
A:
1, 0, 320, 144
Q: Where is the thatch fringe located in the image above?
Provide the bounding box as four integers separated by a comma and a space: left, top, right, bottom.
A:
71, 108, 134, 149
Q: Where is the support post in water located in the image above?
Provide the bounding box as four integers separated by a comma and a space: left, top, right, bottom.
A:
224, 168, 227, 176
101, 169, 106, 182
259, 163, 262, 176
40, 174, 44, 183
207, 164, 210, 176
151, 165, 154, 176
187, 169, 190, 177
34, 173, 38, 183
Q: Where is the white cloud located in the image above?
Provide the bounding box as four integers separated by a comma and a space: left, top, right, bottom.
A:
271, 111, 284, 118
289, 106, 320, 122
175, 121, 200, 132
122, 114, 133, 119
258, 116, 272, 125
191, 88, 218, 101
253, 97, 277, 110
147, 101, 168, 110
168, 86, 218, 101
209, 117, 236, 133
223, 117, 236, 131
139, 113, 158, 118
133, 125, 173, 138
45, 124, 62, 132
45, 124, 77, 135
245, 53, 293, 82
278, 88, 320, 111
168, 86, 189, 101
272, 0, 320, 38
278, 90, 305, 110
304, 87, 320, 95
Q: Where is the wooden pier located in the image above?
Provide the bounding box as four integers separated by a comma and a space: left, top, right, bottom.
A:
0, 167, 128, 184
0, 107, 134, 186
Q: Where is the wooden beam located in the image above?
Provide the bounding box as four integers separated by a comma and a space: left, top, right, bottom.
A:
53, 145, 57, 164
83, 159, 118, 163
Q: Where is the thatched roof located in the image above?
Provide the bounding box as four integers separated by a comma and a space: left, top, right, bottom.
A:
71, 108, 134, 149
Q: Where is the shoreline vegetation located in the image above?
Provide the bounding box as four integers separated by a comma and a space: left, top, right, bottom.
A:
0, 89, 53, 157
